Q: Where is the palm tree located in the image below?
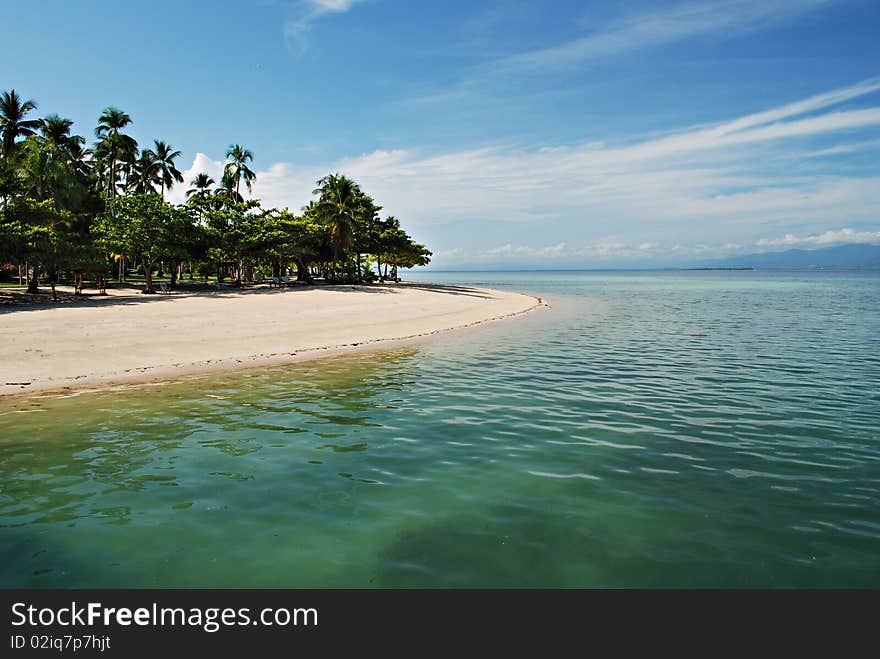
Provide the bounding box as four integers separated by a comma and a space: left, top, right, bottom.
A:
128, 150, 159, 194
38, 115, 74, 147
94, 107, 137, 198
186, 172, 215, 199
214, 169, 244, 203
66, 142, 92, 179
0, 89, 40, 157
314, 173, 361, 264
150, 140, 183, 199
37, 115, 87, 171
18, 137, 54, 201
224, 144, 256, 199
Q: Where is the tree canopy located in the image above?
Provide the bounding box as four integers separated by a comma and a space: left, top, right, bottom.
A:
0, 90, 430, 296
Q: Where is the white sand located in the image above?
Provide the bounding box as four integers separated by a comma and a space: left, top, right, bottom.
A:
0, 282, 542, 397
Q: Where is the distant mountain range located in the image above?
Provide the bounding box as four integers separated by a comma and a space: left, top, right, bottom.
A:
700, 243, 880, 269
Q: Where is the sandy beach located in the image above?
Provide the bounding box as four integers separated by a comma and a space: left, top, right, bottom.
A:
0, 283, 542, 397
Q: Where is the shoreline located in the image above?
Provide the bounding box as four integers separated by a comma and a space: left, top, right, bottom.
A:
0, 282, 546, 399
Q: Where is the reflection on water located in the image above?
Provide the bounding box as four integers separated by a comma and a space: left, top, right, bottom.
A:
1, 270, 879, 587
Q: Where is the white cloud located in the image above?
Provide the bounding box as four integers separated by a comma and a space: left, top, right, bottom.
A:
495, 0, 832, 73
433, 228, 879, 267
168, 79, 880, 266
757, 229, 880, 248
309, 0, 359, 9
169, 153, 225, 204
284, 0, 366, 53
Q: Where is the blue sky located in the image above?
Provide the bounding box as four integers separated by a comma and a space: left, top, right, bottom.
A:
4, 0, 880, 267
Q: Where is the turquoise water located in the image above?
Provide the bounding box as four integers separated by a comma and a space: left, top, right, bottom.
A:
1, 270, 878, 587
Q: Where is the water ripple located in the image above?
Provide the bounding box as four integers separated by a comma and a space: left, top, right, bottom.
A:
0, 270, 878, 587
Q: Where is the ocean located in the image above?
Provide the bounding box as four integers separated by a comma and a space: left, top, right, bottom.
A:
1, 270, 878, 587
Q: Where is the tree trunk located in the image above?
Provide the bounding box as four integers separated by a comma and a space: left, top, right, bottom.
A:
27, 264, 40, 294
169, 261, 179, 287
295, 256, 309, 282
142, 258, 155, 293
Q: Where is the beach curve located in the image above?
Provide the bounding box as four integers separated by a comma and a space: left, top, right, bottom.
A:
0, 282, 546, 398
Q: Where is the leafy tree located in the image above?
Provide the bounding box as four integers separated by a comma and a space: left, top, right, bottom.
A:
95, 194, 190, 293
0, 156, 16, 206
202, 198, 262, 285
1, 197, 78, 299
372, 216, 431, 278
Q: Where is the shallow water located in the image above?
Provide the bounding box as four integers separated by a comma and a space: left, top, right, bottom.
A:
1, 270, 878, 587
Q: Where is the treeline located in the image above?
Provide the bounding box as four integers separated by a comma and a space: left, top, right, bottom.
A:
0, 89, 431, 299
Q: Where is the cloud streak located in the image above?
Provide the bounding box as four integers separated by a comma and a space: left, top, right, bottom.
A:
494, 0, 833, 73
170, 78, 880, 266
284, 0, 366, 53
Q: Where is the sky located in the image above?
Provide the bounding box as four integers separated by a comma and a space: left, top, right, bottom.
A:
3, 0, 880, 268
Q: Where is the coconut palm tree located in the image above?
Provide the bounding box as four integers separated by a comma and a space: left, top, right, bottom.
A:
37, 115, 87, 169
66, 142, 92, 180
314, 173, 361, 264
18, 137, 55, 201
128, 150, 159, 194
186, 172, 215, 199
0, 89, 40, 157
150, 140, 183, 199
224, 144, 256, 199
38, 115, 74, 147
94, 107, 137, 198
214, 169, 244, 203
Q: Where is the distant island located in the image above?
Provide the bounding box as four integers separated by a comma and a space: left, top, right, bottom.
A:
700, 243, 880, 270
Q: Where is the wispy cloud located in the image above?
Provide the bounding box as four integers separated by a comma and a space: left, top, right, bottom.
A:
170, 78, 880, 266
756, 228, 880, 248
437, 227, 880, 266
402, 0, 838, 116
284, 0, 366, 54
494, 0, 833, 74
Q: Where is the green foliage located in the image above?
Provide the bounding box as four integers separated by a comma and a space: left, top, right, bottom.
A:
96, 194, 194, 292
0, 90, 40, 157
0, 197, 83, 297
1, 88, 432, 293
220, 144, 255, 204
